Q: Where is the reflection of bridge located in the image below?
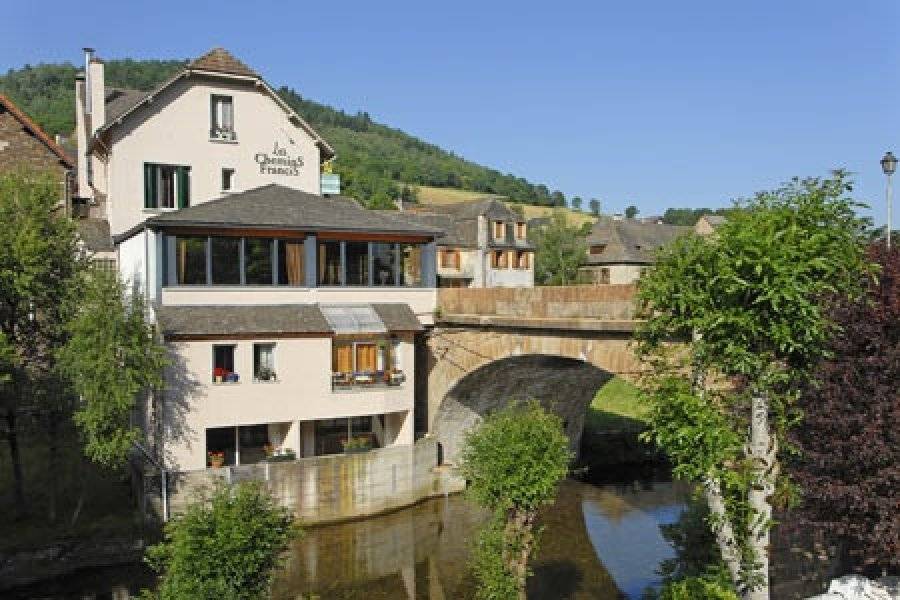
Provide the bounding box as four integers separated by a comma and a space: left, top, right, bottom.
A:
425, 286, 646, 462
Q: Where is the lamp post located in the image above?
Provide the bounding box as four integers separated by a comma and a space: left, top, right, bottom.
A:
880, 151, 896, 249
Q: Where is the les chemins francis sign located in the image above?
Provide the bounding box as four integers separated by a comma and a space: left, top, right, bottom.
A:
255, 140, 305, 176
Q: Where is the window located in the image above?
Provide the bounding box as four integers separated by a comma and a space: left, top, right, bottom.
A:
490, 250, 508, 269
277, 240, 305, 286
253, 343, 276, 381
440, 249, 460, 270
372, 242, 397, 286
515, 251, 530, 269
210, 95, 235, 139
212, 345, 236, 382
222, 168, 235, 191
318, 241, 341, 285
175, 236, 207, 285
590, 244, 607, 255
597, 268, 611, 285
210, 237, 240, 285
244, 238, 274, 285
345, 241, 369, 286
515, 222, 527, 239
493, 221, 506, 240
144, 163, 190, 209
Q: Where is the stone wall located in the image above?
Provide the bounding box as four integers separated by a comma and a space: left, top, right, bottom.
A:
0, 109, 70, 179
437, 284, 637, 321
147, 438, 463, 525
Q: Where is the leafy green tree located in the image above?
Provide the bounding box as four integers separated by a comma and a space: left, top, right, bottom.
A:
570, 196, 583, 211
588, 198, 601, 216
550, 190, 566, 207
625, 204, 639, 219
0, 169, 83, 518
459, 402, 571, 600
529, 210, 588, 285
636, 172, 871, 599
58, 270, 167, 468
143, 482, 298, 600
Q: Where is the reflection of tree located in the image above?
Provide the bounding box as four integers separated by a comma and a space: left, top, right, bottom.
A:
655, 496, 721, 584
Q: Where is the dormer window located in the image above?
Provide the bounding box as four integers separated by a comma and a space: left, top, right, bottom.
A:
210, 95, 235, 141
515, 222, 527, 239
590, 244, 607, 255
493, 221, 506, 240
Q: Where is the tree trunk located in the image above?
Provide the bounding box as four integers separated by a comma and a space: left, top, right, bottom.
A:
5, 408, 26, 519
703, 476, 743, 587
505, 508, 537, 600
746, 392, 775, 600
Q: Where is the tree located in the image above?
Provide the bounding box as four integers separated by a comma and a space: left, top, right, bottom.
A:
636, 172, 871, 599
789, 244, 899, 573
58, 270, 168, 468
550, 190, 566, 207
0, 169, 82, 518
570, 196, 583, 211
588, 198, 601, 216
529, 210, 588, 285
459, 402, 571, 599
143, 482, 298, 600
625, 204, 639, 219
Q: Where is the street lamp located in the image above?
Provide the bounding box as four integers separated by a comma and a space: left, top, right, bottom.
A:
880, 151, 896, 249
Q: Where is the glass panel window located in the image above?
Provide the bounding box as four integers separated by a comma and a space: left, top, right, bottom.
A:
211, 95, 235, 137
145, 164, 190, 209
345, 241, 369, 286
210, 237, 240, 285
237, 424, 268, 465
318, 241, 342, 286
253, 343, 276, 381
244, 238, 273, 285
277, 240, 305, 286
176, 236, 207, 285
400, 243, 422, 287
372, 242, 396, 286
212, 344, 235, 382
206, 426, 236, 467
493, 221, 506, 240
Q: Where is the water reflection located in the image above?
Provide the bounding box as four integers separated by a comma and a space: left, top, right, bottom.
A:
273, 478, 690, 599
6, 478, 689, 599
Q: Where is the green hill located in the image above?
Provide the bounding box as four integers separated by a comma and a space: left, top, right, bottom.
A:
0, 60, 566, 209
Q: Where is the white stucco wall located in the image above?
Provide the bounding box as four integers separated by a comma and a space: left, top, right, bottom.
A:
117, 231, 146, 293
162, 334, 416, 471
102, 76, 322, 237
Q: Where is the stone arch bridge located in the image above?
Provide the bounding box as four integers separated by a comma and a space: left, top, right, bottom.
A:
422, 285, 646, 462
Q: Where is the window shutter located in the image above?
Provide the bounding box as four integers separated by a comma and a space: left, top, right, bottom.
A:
144, 163, 155, 208
177, 167, 190, 209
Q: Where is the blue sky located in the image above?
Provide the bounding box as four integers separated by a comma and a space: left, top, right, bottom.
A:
2, 1, 897, 222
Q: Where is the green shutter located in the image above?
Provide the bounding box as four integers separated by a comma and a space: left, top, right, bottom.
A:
177, 166, 190, 209
144, 163, 155, 208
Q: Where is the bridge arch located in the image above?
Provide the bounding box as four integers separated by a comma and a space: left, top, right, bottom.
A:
431, 353, 615, 463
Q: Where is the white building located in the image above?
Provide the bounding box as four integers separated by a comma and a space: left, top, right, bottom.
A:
75, 48, 441, 471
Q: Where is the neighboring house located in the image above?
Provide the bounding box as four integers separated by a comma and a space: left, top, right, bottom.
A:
400, 198, 535, 288
74, 48, 441, 472
0, 93, 75, 205
580, 218, 692, 285
695, 214, 727, 235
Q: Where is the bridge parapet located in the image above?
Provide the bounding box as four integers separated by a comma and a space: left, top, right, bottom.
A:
436, 285, 639, 330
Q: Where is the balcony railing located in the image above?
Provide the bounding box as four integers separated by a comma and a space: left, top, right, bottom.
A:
331, 370, 406, 391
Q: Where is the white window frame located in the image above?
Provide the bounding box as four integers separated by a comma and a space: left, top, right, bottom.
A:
252, 342, 277, 382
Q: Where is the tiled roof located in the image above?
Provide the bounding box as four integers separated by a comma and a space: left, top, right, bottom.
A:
104, 87, 151, 123
156, 303, 423, 338
0, 94, 74, 168
188, 48, 258, 77
585, 219, 692, 265
76, 218, 114, 252
131, 184, 443, 239
156, 304, 331, 337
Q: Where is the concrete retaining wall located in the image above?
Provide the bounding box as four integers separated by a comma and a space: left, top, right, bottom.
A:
147, 438, 464, 525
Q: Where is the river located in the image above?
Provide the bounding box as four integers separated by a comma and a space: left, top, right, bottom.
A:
9, 476, 692, 599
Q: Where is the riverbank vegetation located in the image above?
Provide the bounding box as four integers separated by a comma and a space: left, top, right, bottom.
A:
584, 376, 647, 432
636, 171, 872, 599
459, 402, 572, 600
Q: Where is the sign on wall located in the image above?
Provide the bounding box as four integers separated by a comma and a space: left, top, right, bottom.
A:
254, 141, 304, 176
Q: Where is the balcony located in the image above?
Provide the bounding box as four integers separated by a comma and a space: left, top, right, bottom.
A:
331, 369, 406, 392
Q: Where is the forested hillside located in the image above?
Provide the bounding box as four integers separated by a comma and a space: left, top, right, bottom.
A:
0, 60, 565, 209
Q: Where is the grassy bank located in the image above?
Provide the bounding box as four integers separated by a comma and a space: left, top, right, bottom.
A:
584, 377, 649, 433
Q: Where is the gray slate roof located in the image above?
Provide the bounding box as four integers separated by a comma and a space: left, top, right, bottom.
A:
396, 198, 534, 250
104, 87, 151, 124
76, 218, 114, 252
156, 303, 422, 338
584, 219, 692, 265
135, 184, 443, 238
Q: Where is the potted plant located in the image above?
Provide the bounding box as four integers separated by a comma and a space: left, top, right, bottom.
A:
342, 436, 372, 454
213, 367, 228, 383
266, 448, 296, 462
208, 451, 225, 468
257, 367, 276, 382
